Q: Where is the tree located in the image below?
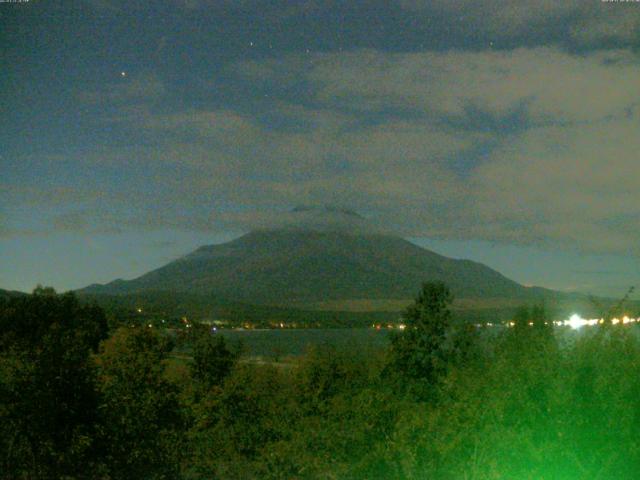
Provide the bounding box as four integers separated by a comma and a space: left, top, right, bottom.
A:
513, 305, 530, 333
191, 331, 239, 390
530, 303, 553, 337
389, 281, 453, 386
507, 303, 553, 350
94, 327, 184, 480
187, 364, 292, 479
0, 288, 108, 479
590, 286, 635, 327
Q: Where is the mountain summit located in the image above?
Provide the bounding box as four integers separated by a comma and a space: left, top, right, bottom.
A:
291, 205, 363, 218
268, 205, 377, 235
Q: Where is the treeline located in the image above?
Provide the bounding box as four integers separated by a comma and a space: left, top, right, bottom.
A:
3, 284, 640, 478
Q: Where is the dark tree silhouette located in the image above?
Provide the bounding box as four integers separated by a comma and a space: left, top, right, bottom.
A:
0, 288, 108, 479
191, 332, 239, 389
95, 326, 183, 480
389, 281, 453, 385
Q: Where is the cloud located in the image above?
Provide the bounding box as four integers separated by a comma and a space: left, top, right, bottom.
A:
571, 5, 640, 46
52, 212, 90, 232
0, 209, 9, 237
468, 114, 640, 254
289, 48, 640, 124
11, 95, 478, 235
1, 184, 106, 207
571, 270, 622, 276
10, 44, 640, 256
148, 240, 178, 248
98, 102, 480, 201
157, 47, 640, 254
398, 0, 640, 47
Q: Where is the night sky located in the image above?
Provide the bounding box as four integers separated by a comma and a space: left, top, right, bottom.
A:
2, 0, 640, 296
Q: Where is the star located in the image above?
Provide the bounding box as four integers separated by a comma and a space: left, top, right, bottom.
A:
120, 71, 126, 77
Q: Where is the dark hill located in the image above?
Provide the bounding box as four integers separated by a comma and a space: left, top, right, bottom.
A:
80, 229, 554, 305
0, 288, 27, 299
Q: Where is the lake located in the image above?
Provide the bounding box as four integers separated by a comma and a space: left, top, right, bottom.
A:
214, 324, 639, 359
216, 328, 392, 358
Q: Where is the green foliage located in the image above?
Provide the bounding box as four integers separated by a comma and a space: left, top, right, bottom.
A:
505, 303, 555, 356
0, 288, 107, 479
182, 314, 640, 479
95, 327, 184, 479
590, 286, 635, 324
187, 364, 295, 479
191, 332, 239, 389
389, 281, 454, 386
9, 282, 640, 479
294, 345, 370, 413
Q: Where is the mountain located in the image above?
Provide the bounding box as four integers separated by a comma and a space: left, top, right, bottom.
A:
80, 227, 555, 307
0, 288, 27, 299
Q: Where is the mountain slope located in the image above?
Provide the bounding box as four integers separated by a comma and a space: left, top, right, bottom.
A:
81, 229, 553, 305
0, 288, 27, 299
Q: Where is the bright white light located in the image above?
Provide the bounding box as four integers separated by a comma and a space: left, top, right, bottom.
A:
470, 314, 635, 329
567, 314, 586, 330
561, 314, 638, 328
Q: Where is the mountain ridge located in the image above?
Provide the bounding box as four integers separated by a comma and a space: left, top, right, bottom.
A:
80, 228, 558, 305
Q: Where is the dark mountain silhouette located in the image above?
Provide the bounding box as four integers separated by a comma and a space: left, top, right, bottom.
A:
80, 227, 554, 306
0, 288, 27, 299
